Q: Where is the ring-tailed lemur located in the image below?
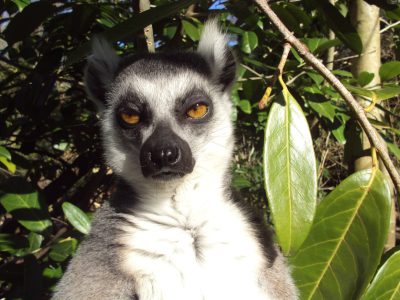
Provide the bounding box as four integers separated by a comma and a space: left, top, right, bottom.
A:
53, 20, 298, 300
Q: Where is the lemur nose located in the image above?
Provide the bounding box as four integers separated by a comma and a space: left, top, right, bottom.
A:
150, 145, 180, 167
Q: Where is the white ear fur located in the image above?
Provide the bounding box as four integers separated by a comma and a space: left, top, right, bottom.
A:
84, 37, 120, 110
197, 19, 228, 72
197, 19, 236, 90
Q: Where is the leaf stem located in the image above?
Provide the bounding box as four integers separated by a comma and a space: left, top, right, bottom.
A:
259, 42, 292, 109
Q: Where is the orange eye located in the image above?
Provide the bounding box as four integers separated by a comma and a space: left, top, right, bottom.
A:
186, 103, 208, 119
120, 112, 140, 125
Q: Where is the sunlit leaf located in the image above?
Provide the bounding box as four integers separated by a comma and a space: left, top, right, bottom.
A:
291, 169, 392, 299
49, 238, 77, 262
62, 202, 91, 235
182, 19, 201, 41
360, 250, 400, 300
239, 99, 252, 114
0, 157, 16, 173
0, 179, 52, 234
43, 266, 63, 279
264, 87, 317, 255
12, 0, 30, 11
0, 146, 11, 160
379, 61, 400, 81
357, 71, 374, 87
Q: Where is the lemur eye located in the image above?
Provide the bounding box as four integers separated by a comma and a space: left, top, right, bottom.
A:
120, 112, 140, 125
186, 103, 208, 119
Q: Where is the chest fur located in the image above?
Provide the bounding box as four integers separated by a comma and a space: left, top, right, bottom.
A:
117, 202, 271, 300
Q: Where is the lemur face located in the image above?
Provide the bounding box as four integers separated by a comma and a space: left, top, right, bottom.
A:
84, 21, 236, 188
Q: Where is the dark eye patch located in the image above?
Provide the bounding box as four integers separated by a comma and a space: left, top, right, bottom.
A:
175, 89, 213, 124
115, 91, 151, 126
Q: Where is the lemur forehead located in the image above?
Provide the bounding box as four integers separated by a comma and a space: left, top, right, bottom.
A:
116, 52, 212, 80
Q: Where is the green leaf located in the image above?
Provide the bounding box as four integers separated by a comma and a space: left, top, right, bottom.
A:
306, 71, 324, 86
62, 202, 91, 235
360, 251, 400, 300
0, 146, 11, 160
357, 71, 375, 87
314, 39, 342, 54
66, 0, 196, 65
333, 70, 353, 78
27, 232, 44, 253
346, 84, 400, 101
240, 31, 258, 54
291, 168, 392, 300
0, 179, 52, 234
308, 100, 337, 123
12, 0, 30, 11
313, 1, 363, 54
387, 142, 400, 160
49, 238, 77, 262
0, 234, 29, 253
375, 85, 400, 101
379, 61, 400, 81
43, 266, 63, 279
4, 1, 55, 45
232, 175, 252, 189
239, 100, 252, 114
182, 19, 201, 41
303, 38, 329, 53
264, 88, 317, 255
332, 123, 346, 144
290, 48, 304, 64
0, 156, 16, 173
304, 87, 337, 122
332, 113, 350, 144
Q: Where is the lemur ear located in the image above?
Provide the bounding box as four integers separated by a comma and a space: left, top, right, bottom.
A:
84, 37, 120, 110
197, 19, 236, 91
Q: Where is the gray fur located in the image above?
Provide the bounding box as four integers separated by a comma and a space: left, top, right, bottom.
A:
53, 21, 298, 300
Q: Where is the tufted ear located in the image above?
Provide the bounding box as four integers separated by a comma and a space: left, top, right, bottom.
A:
197, 19, 236, 92
84, 37, 120, 110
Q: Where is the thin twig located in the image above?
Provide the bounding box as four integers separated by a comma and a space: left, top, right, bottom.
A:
254, 0, 400, 192
259, 42, 291, 109
380, 20, 400, 34
33, 227, 68, 260
318, 132, 331, 180
240, 63, 266, 78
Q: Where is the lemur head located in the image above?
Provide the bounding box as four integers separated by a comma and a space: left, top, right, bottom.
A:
85, 20, 236, 193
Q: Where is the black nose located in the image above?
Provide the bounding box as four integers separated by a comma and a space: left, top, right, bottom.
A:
149, 144, 180, 168
140, 125, 195, 179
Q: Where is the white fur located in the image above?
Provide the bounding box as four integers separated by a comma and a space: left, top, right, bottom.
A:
197, 19, 230, 81
117, 175, 272, 300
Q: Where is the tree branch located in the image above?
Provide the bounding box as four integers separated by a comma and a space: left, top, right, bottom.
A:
254, 0, 400, 192
139, 0, 155, 53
